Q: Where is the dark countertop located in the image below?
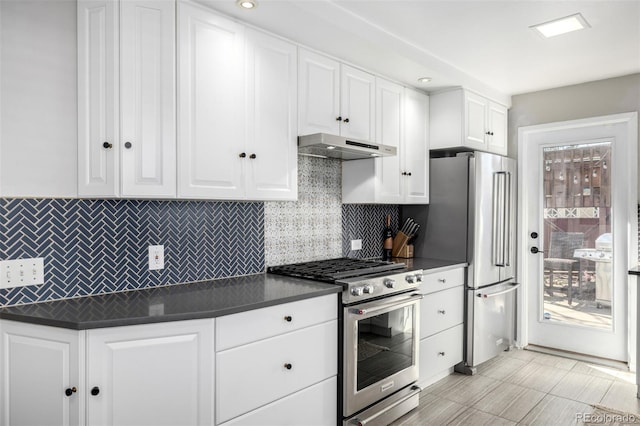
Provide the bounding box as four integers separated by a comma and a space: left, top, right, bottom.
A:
0, 274, 340, 330
0, 257, 465, 330
629, 266, 640, 276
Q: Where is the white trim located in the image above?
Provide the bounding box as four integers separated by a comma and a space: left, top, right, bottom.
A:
517, 112, 638, 363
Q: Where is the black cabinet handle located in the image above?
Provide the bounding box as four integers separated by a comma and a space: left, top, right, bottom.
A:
65, 387, 77, 397
407, 172, 412, 176
489, 131, 494, 136
343, 118, 350, 123
91, 386, 100, 396
530, 246, 545, 254
102, 142, 113, 149
284, 315, 292, 322
124, 141, 132, 149
249, 154, 257, 159
438, 351, 445, 356
530, 232, 538, 239
284, 363, 292, 370
239, 152, 246, 158
401, 172, 407, 176
336, 116, 342, 122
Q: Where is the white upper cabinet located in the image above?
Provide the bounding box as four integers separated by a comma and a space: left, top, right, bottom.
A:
298, 49, 375, 141
178, 4, 297, 200
244, 29, 298, 201
78, 0, 176, 198
402, 88, 429, 203
177, 2, 245, 199
430, 88, 508, 156
298, 50, 340, 136
342, 82, 429, 204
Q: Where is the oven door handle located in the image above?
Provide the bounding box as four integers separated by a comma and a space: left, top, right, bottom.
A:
350, 294, 423, 316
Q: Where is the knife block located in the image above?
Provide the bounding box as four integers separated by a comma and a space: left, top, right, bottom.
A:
391, 232, 414, 258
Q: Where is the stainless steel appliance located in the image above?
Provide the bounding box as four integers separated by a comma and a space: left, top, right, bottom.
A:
298, 133, 397, 160
268, 258, 423, 426
403, 151, 519, 373
574, 233, 613, 308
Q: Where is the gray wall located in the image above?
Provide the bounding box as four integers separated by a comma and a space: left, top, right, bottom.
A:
508, 73, 640, 196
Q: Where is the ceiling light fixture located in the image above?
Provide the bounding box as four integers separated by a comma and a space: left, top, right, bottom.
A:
236, 0, 257, 9
530, 13, 590, 38
417, 77, 432, 84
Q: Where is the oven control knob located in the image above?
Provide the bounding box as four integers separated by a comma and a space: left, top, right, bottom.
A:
363, 285, 374, 294
351, 287, 364, 296
383, 279, 396, 288
415, 274, 423, 282
405, 275, 416, 284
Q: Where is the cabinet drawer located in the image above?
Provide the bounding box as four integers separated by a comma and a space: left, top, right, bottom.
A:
216, 320, 337, 423
420, 286, 463, 338
220, 377, 336, 426
216, 294, 337, 350
421, 267, 464, 294
419, 324, 463, 383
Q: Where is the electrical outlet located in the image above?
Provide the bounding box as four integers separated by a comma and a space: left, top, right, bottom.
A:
351, 239, 362, 251
0, 258, 45, 289
148, 245, 165, 271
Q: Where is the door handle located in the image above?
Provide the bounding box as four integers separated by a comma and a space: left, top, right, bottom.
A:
530, 247, 546, 254
478, 283, 520, 298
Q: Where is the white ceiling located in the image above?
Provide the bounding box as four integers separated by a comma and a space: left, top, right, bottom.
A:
199, 0, 640, 106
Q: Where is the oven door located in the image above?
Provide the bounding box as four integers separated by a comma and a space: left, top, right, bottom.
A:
343, 292, 421, 417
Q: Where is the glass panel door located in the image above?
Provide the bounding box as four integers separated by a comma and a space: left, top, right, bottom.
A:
541, 142, 612, 329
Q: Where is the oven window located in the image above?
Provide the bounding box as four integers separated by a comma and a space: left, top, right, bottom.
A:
356, 305, 415, 391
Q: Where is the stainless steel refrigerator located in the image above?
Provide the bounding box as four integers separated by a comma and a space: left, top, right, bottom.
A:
403, 151, 518, 373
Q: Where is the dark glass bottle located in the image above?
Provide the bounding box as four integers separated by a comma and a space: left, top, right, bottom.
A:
383, 215, 393, 260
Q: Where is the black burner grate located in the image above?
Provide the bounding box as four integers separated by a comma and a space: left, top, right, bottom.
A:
267, 258, 406, 282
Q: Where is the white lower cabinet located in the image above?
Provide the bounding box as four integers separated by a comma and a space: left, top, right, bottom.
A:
215, 294, 338, 425
220, 377, 336, 426
86, 320, 214, 426
0, 321, 83, 426
216, 321, 337, 424
418, 267, 465, 387
0, 294, 338, 426
419, 324, 463, 384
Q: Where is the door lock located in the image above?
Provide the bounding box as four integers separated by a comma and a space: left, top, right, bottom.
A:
530, 246, 545, 254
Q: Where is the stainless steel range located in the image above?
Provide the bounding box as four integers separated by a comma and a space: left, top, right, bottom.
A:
268, 258, 423, 426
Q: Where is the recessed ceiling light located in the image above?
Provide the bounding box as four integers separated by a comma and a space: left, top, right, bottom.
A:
530, 13, 590, 38
417, 77, 432, 84
236, 0, 257, 9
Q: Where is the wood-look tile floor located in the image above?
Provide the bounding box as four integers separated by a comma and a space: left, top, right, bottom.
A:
391, 349, 640, 425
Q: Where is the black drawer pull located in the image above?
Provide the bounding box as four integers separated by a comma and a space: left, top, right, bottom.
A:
284, 315, 292, 322
91, 386, 100, 396
284, 363, 292, 370
65, 387, 77, 397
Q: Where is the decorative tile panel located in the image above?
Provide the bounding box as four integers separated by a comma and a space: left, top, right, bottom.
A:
544, 207, 599, 219
342, 204, 399, 259
264, 156, 343, 266
0, 199, 264, 307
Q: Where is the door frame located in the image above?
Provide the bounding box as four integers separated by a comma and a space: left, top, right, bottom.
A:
517, 112, 638, 365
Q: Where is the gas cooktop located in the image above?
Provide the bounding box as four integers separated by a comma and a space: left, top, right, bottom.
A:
267, 258, 406, 283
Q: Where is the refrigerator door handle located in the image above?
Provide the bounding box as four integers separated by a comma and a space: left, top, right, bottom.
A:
477, 283, 520, 299
504, 172, 512, 267
493, 172, 507, 266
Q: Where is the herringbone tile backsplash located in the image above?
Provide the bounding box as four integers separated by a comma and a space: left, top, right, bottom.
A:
0, 199, 264, 306
0, 158, 399, 307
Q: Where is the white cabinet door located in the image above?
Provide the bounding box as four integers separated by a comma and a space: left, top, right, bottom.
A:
245, 29, 298, 201
120, 0, 176, 197
487, 101, 508, 155
86, 320, 214, 426
419, 324, 463, 386
464, 91, 488, 150
0, 321, 83, 426
216, 320, 337, 424
375, 78, 403, 204
340, 65, 375, 141
177, 2, 245, 199
403, 88, 429, 204
220, 377, 337, 426
78, 0, 119, 197
298, 49, 340, 136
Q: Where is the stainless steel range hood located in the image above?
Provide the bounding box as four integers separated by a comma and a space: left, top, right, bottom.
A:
298, 133, 396, 160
